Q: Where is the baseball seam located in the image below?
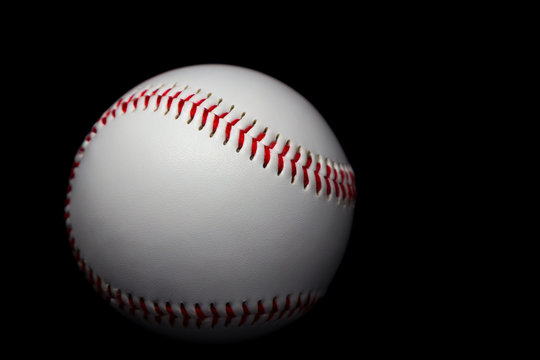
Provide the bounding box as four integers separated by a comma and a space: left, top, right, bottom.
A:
65, 229, 320, 328
70, 84, 356, 206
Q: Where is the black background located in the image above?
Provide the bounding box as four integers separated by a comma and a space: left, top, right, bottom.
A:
16, 21, 433, 356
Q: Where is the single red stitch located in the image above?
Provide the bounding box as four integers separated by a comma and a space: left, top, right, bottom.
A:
116, 98, 123, 107
194, 98, 206, 106
331, 167, 340, 199
237, 130, 245, 151
292, 149, 302, 184
210, 304, 219, 328
303, 153, 312, 188
154, 302, 164, 323
266, 298, 279, 322
340, 182, 347, 202
139, 298, 149, 319
288, 294, 303, 318
155, 95, 163, 109
277, 155, 284, 175
151, 88, 160, 96
189, 102, 197, 120
325, 164, 332, 197
165, 302, 177, 326
195, 304, 207, 320
224, 118, 240, 144
333, 179, 340, 199
195, 304, 207, 328
250, 131, 267, 159
291, 160, 297, 182
161, 88, 172, 97
239, 302, 251, 327
280, 142, 291, 157
64, 211, 70, 220
303, 167, 309, 188
126, 93, 136, 104
127, 294, 137, 316
106, 283, 113, 301
251, 139, 257, 158
263, 146, 271, 168
207, 104, 217, 112
101, 117, 107, 125
68, 237, 75, 250
154, 302, 165, 316
277, 295, 291, 320
184, 93, 195, 101
91, 125, 97, 134
225, 303, 236, 327
252, 300, 265, 324
211, 114, 220, 135
180, 303, 190, 328
176, 99, 185, 118
116, 289, 125, 309
304, 155, 313, 169
85, 135, 91, 142
144, 95, 150, 109
166, 97, 173, 113
315, 162, 322, 194
200, 108, 210, 129
111, 109, 116, 118
237, 123, 255, 152
171, 90, 182, 99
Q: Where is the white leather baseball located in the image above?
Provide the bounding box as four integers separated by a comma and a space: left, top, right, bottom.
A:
65, 64, 356, 342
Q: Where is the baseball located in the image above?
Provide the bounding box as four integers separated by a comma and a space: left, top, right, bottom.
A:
65, 64, 356, 342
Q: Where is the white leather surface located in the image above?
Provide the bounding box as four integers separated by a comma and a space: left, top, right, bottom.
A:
67, 65, 355, 340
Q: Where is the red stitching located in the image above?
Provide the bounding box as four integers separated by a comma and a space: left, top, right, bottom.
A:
251, 130, 267, 160
128, 294, 137, 317
195, 303, 207, 329
139, 298, 149, 319
78, 84, 355, 203
225, 302, 235, 327
266, 298, 279, 322
180, 303, 190, 328
237, 121, 255, 152
165, 302, 177, 326
210, 304, 219, 328
66, 225, 323, 329
252, 300, 265, 325
239, 302, 250, 327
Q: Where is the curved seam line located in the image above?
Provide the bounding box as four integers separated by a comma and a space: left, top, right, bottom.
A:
78, 85, 357, 206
